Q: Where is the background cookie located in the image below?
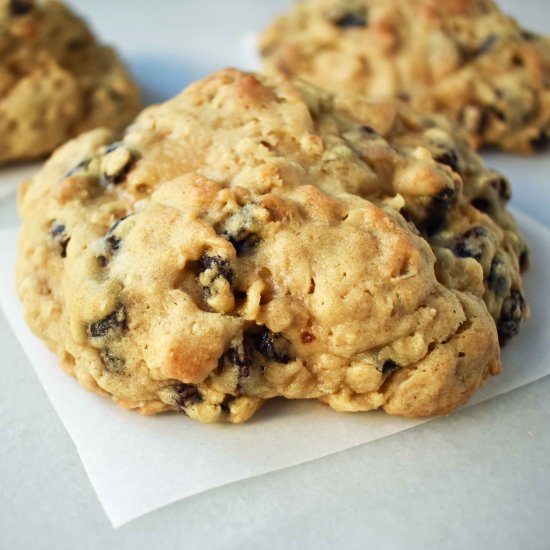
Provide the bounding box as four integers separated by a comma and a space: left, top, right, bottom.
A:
17, 69, 515, 423
0, 0, 140, 164
260, 0, 550, 153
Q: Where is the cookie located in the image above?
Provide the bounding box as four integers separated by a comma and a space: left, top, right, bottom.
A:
260, 0, 550, 152
18, 69, 520, 424
0, 0, 140, 164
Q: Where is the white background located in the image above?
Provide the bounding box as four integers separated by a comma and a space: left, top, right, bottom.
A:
1, 1, 549, 548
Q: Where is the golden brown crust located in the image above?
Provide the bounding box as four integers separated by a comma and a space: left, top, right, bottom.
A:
17, 69, 517, 423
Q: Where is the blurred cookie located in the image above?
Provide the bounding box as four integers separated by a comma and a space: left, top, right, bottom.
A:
261, 0, 550, 152
0, 0, 140, 164
18, 69, 520, 423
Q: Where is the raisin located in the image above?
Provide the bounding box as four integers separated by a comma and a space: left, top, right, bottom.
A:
110, 89, 126, 102
66, 38, 87, 51
9, 0, 33, 16
227, 340, 254, 394
435, 149, 459, 173
234, 290, 247, 304
228, 344, 252, 374
100, 172, 125, 186
301, 331, 315, 344
497, 290, 526, 345
334, 12, 368, 27
381, 360, 400, 376
106, 234, 121, 253
104, 142, 123, 155
519, 249, 529, 273
433, 187, 455, 206
471, 197, 491, 213
97, 218, 128, 266
361, 126, 377, 135
487, 256, 509, 297
511, 54, 524, 67
51, 223, 66, 237
97, 255, 108, 268
221, 205, 264, 256
59, 239, 70, 258
50, 222, 70, 258
475, 109, 490, 136
488, 176, 511, 201
476, 34, 498, 56
99, 147, 135, 186
63, 159, 90, 178
99, 349, 125, 373
451, 226, 489, 262
400, 208, 412, 222
220, 394, 235, 414
530, 132, 549, 152
173, 383, 202, 409
255, 328, 293, 364
230, 234, 259, 256
106, 215, 132, 238
521, 30, 537, 41
421, 215, 445, 237
88, 306, 126, 338
491, 107, 506, 122
199, 255, 234, 284
420, 187, 455, 237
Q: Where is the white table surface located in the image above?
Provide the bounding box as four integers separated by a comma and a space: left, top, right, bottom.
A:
1, 1, 549, 548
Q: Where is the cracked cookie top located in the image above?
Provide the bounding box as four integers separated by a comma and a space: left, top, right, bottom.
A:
17, 69, 524, 423
261, 0, 550, 152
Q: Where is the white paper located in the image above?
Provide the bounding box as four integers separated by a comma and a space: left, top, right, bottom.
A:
0, 208, 549, 528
